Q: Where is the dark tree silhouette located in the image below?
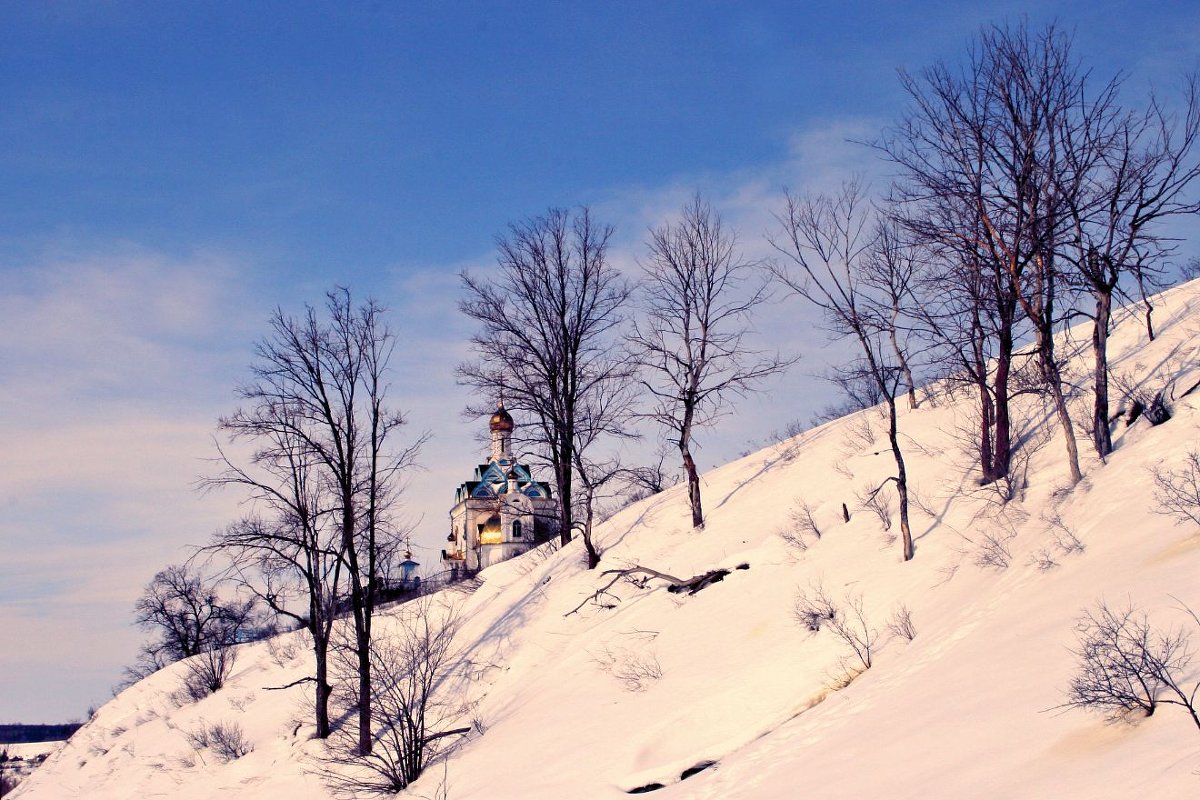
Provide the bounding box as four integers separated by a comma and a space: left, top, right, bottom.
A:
215, 288, 425, 755
629, 195, 791, 529
459, 207, 632, 566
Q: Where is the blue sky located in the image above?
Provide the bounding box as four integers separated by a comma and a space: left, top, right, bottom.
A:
2, 2, 1199, 723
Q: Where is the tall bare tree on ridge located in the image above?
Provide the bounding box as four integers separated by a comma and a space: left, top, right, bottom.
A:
459, 207, 633, 567
629, 194, 791, 530
212, 288, 424, 755
770, 181, 917, 561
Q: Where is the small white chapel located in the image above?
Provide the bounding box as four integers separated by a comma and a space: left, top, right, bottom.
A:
443, 401, 559, 573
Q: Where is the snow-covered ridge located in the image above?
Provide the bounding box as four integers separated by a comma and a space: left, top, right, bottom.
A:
16, 280, 1200, 800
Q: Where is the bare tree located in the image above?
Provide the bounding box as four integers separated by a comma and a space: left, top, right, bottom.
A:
459, 207, 633, 559
629, 195, 791, 529
865, 221, 921, 410
131, 564, 256, 676
770, 181, 916, 561
978, 23, 1093, 486
321, 598, 469, 796
200, 387, 347, 737
1059, 80, 1200, 456
881, 22, 1088, 484
1064, 601, 1200, 730
1152, 451, 1200, 528
216, 288, 424, 756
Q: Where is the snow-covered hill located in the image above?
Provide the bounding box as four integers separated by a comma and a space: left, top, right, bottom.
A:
16, 281, 1200, 800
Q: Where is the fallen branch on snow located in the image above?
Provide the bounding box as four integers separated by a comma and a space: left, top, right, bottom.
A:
565, 563, 749, 616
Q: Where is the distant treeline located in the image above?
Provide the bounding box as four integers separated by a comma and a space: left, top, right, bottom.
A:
0, 723, 81, 745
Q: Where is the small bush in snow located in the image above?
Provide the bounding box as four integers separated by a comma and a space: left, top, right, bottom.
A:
266, 634, 301, 667
778, 497, 822, 553
185, 720, 253, 763
1064, 601, 1200, 731
794, 584, 878, 671
1151, 451, 1200, 528
1044, 511, 1086, 556
974, 531, 1013, 570
592, 645, 664, 692
793, 584, 839, 632
859, 485, 894, 532
179, 645, 238, 703
1028, 548, 1059, 571
887, 603, 917, 642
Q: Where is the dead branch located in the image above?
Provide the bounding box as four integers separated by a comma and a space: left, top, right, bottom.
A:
263, 676, 318, 691
565, 563, 749, 616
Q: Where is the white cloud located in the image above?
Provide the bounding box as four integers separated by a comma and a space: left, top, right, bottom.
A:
0, 247, 258, 720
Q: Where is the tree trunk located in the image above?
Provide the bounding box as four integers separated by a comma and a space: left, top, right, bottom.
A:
557, 437, 574, 547
1048, 366, 1083, 485
357, 639, 371, 755
978, 380, 994, 481
681, 445, 703, 530
889, 315, 917, 410
887, 397, 914, 561
1091, 288, 1113, 457
991, 320, 1014, 482
314, 634, 331, 739
1036, 325, 1083, 486
580, 490, 602, 569
1138, 273, 1156, 341
679, 401, 704, 529
339, 493, 373, 757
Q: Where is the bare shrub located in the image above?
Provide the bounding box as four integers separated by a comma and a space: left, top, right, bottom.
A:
266, 634, 301, 668
1151, 451, 1200, 527
321, 597, 469, 796
791, 498, 822, 539
859, 485, 894, 531
1045, 511, 1086, 556
180, 645, 237, 703
1064, 602, 1200, 730
228, 692, 254, 712
831, 593, 878, 670
1028, 548, 1059, 571
887, 603, 917, 642
794, 584, 877, 671
209, 721, 253, 762
974, 531, 1013, 570
778, 497, 821, 554
778, 527, 809, 554
592, 646, 664, 692
184, 720, 253, 763
793, 584, 839, 632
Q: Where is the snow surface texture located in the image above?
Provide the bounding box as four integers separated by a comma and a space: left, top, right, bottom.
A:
16, 281, 1200, 799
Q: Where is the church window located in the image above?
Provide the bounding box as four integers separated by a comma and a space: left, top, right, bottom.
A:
479, 515, 502, 545
512, 519, 522, 539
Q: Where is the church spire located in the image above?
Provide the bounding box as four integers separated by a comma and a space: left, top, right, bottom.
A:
489, 398, 514, 461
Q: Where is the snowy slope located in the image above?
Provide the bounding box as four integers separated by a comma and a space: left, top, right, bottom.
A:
16, 280, 1200, 800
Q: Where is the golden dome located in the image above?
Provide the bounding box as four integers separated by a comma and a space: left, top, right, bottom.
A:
489, 401, 515, 432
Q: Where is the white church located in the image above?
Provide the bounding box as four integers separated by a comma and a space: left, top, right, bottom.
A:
443, 402, 559, 574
